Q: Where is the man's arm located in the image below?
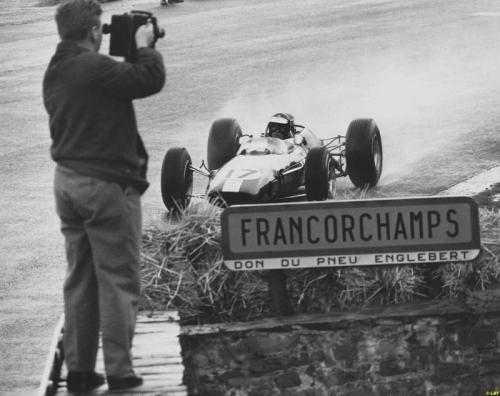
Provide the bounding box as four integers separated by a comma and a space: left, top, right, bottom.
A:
93, 22, 166, 99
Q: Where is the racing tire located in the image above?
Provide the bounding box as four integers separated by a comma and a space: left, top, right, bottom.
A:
161, 147, 193, 212
345, 118, 383, 188
207, 118, 242, 170
305, 146, 334, 201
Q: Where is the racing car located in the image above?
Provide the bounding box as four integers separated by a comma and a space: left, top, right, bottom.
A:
160, 113, 382, 212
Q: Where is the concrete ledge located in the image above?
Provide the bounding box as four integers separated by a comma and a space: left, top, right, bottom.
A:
182, 291, 500, 336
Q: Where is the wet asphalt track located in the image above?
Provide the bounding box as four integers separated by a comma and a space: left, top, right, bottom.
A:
1, 0, 500, 393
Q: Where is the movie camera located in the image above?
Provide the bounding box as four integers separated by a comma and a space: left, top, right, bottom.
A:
102, 11, 165, 59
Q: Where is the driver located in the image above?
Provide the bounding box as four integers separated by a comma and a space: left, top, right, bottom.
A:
266, 113, 295, 140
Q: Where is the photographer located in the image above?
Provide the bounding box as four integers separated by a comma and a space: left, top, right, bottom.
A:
42, 0, 165, 391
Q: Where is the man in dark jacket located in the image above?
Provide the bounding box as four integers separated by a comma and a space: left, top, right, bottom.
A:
42, 0, 165, 391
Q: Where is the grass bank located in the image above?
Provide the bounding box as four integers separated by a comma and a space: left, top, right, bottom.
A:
139, 202, 500, 325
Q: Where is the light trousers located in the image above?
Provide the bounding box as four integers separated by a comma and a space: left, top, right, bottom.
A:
54, 165, 141, 376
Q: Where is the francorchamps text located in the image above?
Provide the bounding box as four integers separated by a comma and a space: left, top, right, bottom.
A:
234, 209, 470, 247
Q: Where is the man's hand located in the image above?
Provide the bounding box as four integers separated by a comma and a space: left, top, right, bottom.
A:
135, 21, 155, 49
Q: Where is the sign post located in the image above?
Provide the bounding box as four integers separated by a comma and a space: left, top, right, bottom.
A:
221, 197, 481, 314
267, 270, 290, 316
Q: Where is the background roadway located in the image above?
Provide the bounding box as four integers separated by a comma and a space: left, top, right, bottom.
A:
1, 0, 499, 393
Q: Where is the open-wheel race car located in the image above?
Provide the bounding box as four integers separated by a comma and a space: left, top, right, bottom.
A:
161, 113, 382, 212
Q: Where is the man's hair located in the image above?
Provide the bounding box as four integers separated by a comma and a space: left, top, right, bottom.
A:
55, 0, 102, 41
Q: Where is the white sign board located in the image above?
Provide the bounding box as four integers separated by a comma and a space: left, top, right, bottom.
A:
221, 197, 480, 270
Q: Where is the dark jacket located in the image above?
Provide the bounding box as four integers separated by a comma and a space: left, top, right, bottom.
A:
43, 41, 165, 193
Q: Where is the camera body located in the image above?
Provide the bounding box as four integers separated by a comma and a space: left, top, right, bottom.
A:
102, 11, 165, 60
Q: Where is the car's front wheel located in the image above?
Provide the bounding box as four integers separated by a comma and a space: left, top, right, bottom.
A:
345, 118, 383, 188
305, 146, 334, 201
161, 147, 193, 212
207, 118, 242, 170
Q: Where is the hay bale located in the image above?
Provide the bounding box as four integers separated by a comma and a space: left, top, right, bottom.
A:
140, 202, 500, 324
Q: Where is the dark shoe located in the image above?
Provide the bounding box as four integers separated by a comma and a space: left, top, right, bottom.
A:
67, 371, 105, 392
107, 373, 143, 391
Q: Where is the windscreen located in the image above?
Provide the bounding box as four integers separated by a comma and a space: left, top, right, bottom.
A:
237, 137, 291, 155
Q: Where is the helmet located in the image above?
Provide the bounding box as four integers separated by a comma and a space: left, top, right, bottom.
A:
266, 113, 295, 140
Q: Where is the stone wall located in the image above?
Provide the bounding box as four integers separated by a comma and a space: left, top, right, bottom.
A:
180, 290, 500, 395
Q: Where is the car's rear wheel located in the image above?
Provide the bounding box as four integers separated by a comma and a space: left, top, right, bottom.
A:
305, 146, 334, 201
161, 147, 193, 212
207, 118, 242, 170
345, 118, 383, 188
